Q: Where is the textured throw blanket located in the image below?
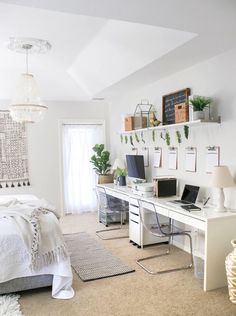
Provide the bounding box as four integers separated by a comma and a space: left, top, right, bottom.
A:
0, 199, 68, 271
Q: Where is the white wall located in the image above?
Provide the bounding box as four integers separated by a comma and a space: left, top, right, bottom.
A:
108, 48, 236, 211
0, 100, 109, 211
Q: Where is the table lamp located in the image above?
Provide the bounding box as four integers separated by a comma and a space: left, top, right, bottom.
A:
112, 158, 126, 172
209, 165, 235, 212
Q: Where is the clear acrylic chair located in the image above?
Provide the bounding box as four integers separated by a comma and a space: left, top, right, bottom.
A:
136, 199, 193, 274
95, 187, 129, 240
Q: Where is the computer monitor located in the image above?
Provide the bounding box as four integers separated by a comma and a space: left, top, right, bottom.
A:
126, 155, 145, 180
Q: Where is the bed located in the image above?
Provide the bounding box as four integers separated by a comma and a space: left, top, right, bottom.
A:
0, 194, 74, 299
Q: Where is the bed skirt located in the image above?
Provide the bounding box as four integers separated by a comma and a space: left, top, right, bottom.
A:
0, 275, 53, 295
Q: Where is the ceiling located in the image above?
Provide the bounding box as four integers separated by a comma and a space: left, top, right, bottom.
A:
0, 0, 235, 101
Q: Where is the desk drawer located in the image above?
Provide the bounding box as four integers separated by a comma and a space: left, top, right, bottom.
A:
141, 201, 169, 217
130, 211, 140, 223
129, 197, 139, 207
106, 189, 129, 202
169, 210, 206, 230
129, 204, 139, 216
129, 218, 140, 244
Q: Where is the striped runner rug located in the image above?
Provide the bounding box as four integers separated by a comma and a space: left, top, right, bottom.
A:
64, 232, 135, 281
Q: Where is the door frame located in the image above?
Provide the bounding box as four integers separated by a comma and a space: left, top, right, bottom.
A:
58, 119, 106, 215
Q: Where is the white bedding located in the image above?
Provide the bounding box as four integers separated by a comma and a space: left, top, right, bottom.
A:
0, 194, 74, 299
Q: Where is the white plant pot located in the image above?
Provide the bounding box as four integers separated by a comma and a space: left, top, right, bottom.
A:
193, 111, 204, 120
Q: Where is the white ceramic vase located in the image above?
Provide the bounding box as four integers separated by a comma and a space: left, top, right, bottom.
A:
225, 240, 236, 304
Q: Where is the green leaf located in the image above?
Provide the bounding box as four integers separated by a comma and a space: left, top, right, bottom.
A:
165, 131, 170, 146
184, 125, 189, 139
189, 95, 212, 111
152, 130, 155, 142
160, 132, 165, 141
141, 132, 145, 144
130, 135, 134, 146
90, 143, 111, 174
134, 133, 140, 143
125, 135, 128, 144
120, 134, 123, 143
176, 130, 182, 144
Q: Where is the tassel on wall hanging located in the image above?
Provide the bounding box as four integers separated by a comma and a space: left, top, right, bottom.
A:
0, 111, 30, 188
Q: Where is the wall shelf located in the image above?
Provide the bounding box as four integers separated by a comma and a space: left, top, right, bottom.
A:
119, 117, 221, 134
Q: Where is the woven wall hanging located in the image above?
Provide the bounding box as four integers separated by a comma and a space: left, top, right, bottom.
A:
0, 111, 30, 188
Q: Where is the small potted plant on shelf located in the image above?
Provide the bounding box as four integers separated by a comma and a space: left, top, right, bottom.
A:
90, 144, 113, 184
189, 95, 212, 120
115, 167, 128, 186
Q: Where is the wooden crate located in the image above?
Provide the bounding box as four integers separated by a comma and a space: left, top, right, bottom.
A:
175, 103, 189, 123
124, 116, 135, 131
134, 116, 147, 129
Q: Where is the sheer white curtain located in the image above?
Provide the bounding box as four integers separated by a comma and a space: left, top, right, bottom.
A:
62, 123, 103, 214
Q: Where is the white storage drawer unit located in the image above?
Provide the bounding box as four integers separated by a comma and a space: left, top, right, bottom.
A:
129, 198, 168, 248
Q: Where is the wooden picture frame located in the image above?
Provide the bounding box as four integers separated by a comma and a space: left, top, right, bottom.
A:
162, 88, 191, 125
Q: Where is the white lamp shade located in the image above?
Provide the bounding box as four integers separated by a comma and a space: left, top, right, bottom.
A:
10, 73, 48, 123
112, 158, 126, 170
209, 165, 235, 188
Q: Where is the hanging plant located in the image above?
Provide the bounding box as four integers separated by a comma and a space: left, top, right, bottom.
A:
134, 132, 140, 143
124, 135, 128, 144
130, 135, 134, 146
152, 129, 156, 142
120, 134, 123, 143
160, 132, 165, 141
176, 130, 182, 144
141, 131, 145, 144
165, 131, 171, 146
184, 125, 189, 139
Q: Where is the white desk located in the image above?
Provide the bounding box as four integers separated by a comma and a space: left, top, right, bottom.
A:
97, 183, 236, 292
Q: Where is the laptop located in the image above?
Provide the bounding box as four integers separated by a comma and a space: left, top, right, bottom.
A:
170, 184, 200, 205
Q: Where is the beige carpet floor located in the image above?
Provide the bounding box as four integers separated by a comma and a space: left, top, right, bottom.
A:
19, 212, 236, 316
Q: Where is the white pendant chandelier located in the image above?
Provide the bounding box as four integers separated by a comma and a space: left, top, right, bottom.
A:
8, 37, 51, 123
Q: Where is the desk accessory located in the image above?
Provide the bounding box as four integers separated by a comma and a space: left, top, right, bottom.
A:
168, 147, 178, 170
185, 147, 197, 172
181, 204, 201, 212
203, 197, 210, 207
134, 100, 154, 129
209, 165, 235, 212
153, 147, 162, 168
153, 177, 176, 197
206, 146, 220, 173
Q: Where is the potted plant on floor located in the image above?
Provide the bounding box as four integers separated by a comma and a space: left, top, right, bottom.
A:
115, 167, 128, 186
90, 144, 113, 184
189, 95, 212, 120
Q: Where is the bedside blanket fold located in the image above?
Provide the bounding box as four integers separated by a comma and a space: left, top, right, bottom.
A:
0, 202, 68, 271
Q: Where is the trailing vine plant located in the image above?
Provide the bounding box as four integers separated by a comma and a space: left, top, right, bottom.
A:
165, 131, 171, 146
184, 125, 189, 140
141, 131, 145, 144
152, 129, 156, 142
130, 135, 134, 146
160, 132, 165, 141
176, 130, 182, 144
134, 132, 140, 143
